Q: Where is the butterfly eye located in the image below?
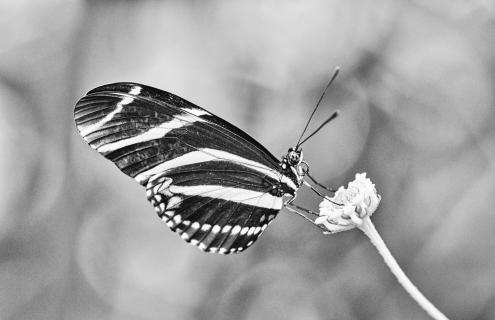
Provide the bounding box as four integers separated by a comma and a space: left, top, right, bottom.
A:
299, 162, 309, 175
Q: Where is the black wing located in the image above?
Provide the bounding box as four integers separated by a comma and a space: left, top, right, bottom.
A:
74, 83, 296, 254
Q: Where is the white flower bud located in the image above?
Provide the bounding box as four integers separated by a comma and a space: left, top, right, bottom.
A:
315, 173, 381, 233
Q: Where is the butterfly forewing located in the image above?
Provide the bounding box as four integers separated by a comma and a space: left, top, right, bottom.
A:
74, 82, 279, 185
74, 82, 296, 254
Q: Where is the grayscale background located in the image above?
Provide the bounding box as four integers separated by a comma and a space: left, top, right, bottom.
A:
1, 1, 494, 319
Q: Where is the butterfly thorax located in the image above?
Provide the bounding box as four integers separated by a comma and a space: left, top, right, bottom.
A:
276, 148, 306, 197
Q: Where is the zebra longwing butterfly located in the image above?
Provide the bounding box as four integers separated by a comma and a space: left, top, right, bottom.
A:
74, 74, 338, 254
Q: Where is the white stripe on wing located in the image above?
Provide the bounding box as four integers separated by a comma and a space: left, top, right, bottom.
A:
80, 85, 142, 137
168, 185, 283, 209
135, 148, 298, 192
96, 113, 205, 153
80, 97, 132, 137
182, 107, 210, 117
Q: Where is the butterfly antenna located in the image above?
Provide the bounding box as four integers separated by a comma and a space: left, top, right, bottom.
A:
297, 110, 339, 147
295, 67, 340, 149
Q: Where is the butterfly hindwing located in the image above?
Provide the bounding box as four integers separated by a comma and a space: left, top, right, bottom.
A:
146, 172, 281, 254
74, 82, 297, 254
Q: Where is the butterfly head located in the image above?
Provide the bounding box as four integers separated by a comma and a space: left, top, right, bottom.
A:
286, 147, 303, 166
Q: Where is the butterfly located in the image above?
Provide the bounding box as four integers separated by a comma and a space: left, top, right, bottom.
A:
74, 71, 339, 254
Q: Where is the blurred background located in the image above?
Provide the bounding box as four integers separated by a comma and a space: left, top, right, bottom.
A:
1, 0, 495, 319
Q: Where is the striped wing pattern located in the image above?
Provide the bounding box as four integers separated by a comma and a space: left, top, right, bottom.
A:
74, 83, 295, 254
146, 172, 280, 254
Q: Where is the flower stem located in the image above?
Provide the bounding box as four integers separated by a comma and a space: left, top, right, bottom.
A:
358, 217, 449, 320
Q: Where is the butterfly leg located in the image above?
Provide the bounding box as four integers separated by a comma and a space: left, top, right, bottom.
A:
305, 172, 336, 193
303, 180, 342, 207
303, 181, 327, 199
284, 196, 327, 231
285, 196, 318, 215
